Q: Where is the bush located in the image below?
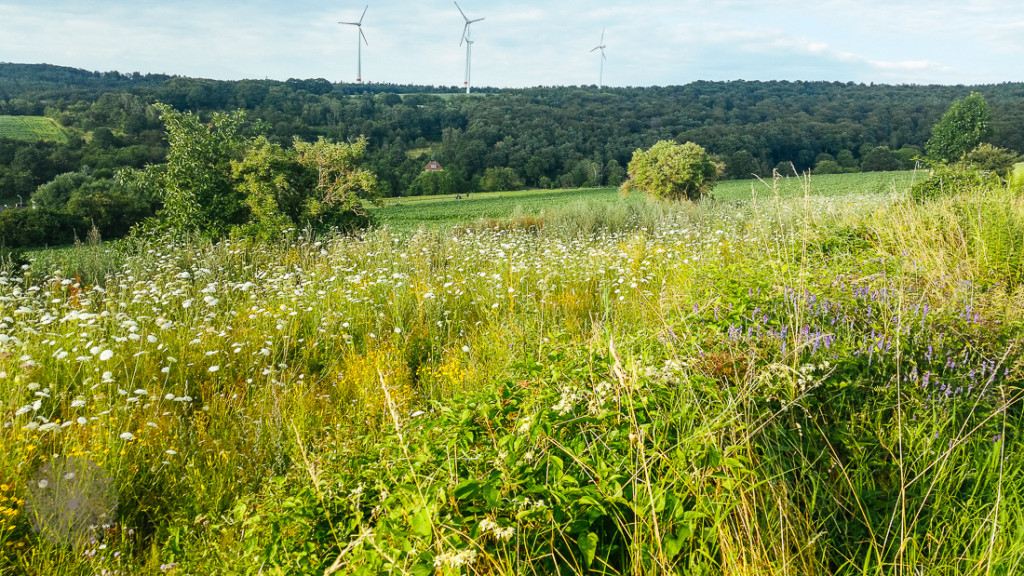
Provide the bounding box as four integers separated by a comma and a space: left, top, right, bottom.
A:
909, 165, 988, 202
622, 141, 721, 202
860, 146, 902, 172
0, 207, 89, 248
965, 143, 1019, 178
407, 170, 457, 196
813, 160, 844, 175
773, 161, 798, 177
481, 167, 523, 192
65, 181, 154, 239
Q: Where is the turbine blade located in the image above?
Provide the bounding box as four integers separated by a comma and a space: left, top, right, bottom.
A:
460, 22, 469, 45
600, 28, 605, 43
454, 1, 469, 22
359, 5, 368, 25
360, 28, 368, 45
470, 17, 484, 23
590, 46, 600, 52
339, 21, 358, 25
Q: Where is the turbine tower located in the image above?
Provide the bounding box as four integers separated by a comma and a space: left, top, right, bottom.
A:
455, 1, 483, 94
339, 5, 369, 83
590, 29, 607, 89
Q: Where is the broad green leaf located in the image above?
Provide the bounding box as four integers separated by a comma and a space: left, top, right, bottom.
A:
409, 507, 432, 538
578, 532, 599, 567
453, 480, 479, 500
664, 533, 684, 561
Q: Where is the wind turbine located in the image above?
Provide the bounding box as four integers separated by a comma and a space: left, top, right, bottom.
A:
590, 29, 607, 89
455, 1, 483, 94
339, 5, 369, 83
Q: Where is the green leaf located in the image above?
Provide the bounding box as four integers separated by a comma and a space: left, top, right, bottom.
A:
664, 533, 685, 561
482, 484, 501, 507
578, 532, 599, 567
453, 480, 479, 500
409, 507, 432, 538
548, 454, 564, 480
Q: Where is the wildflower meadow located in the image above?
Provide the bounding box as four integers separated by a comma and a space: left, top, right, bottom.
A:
1, 173, 1023, 575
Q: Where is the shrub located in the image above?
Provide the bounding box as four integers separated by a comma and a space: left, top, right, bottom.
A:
481, 167, 523, 192
622, 141, 721, 202
965, 143, 1019, 178
407, 170, 457, 196
813, 160, 844, 175
909, 165, 988, 202
0, 207, 89, 248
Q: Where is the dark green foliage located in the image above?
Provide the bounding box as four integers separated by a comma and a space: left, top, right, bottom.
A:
813, 159, 844, 174
724, 150, 767, 179
65, 180, 154, 238
28, 171, 155, 239
480, 167, 523, 192
0, 207, 88, 247
894, 145, 921, 169
836, 149, 858, 170
0, 245, 29, 270
31, 171, 90, 209
860, 145, 902, 172
129, 104, 251, 239
407, 169, 458, 196
604, 159, 626, 186
774, 161, 798, 176
5, 63, 1024, 206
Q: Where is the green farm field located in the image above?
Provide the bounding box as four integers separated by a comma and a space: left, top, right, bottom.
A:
0, 116, 70, 143
372, 170, 920, 231
3, 170, 1024, 575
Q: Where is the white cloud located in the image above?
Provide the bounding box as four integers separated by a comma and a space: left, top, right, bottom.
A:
0, 0, 1018, 86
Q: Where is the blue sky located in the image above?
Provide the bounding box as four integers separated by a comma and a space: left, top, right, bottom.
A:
1, 1, 1021, 87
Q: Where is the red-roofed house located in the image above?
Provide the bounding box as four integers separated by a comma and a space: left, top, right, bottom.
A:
424, 161, 443, 172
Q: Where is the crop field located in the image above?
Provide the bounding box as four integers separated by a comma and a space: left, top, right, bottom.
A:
372, 171, 919, 232
2, 171, 1024, 575
0, 116, 70, 144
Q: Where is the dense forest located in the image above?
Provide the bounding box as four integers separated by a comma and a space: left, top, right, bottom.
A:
1, 62, 1023, 244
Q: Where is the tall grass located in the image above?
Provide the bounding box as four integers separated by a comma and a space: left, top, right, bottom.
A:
0, 173, 1021, 574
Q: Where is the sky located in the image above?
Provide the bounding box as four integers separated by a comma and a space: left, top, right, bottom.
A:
0, 1, 1021, 88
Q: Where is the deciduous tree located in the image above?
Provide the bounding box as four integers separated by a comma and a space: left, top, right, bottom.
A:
926, 92, 991, 164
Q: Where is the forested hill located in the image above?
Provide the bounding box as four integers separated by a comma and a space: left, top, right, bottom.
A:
2, 62, 1024, 200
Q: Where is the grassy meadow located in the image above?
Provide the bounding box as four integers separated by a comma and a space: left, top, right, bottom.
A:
0, 116, 69, 144
372, 171, 919, 232
2, 171, 1024, 575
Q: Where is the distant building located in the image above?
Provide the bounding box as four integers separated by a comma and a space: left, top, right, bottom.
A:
424, 160, 443, 172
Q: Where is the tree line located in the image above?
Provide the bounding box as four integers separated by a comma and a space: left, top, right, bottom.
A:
1, 63, 1024, 246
